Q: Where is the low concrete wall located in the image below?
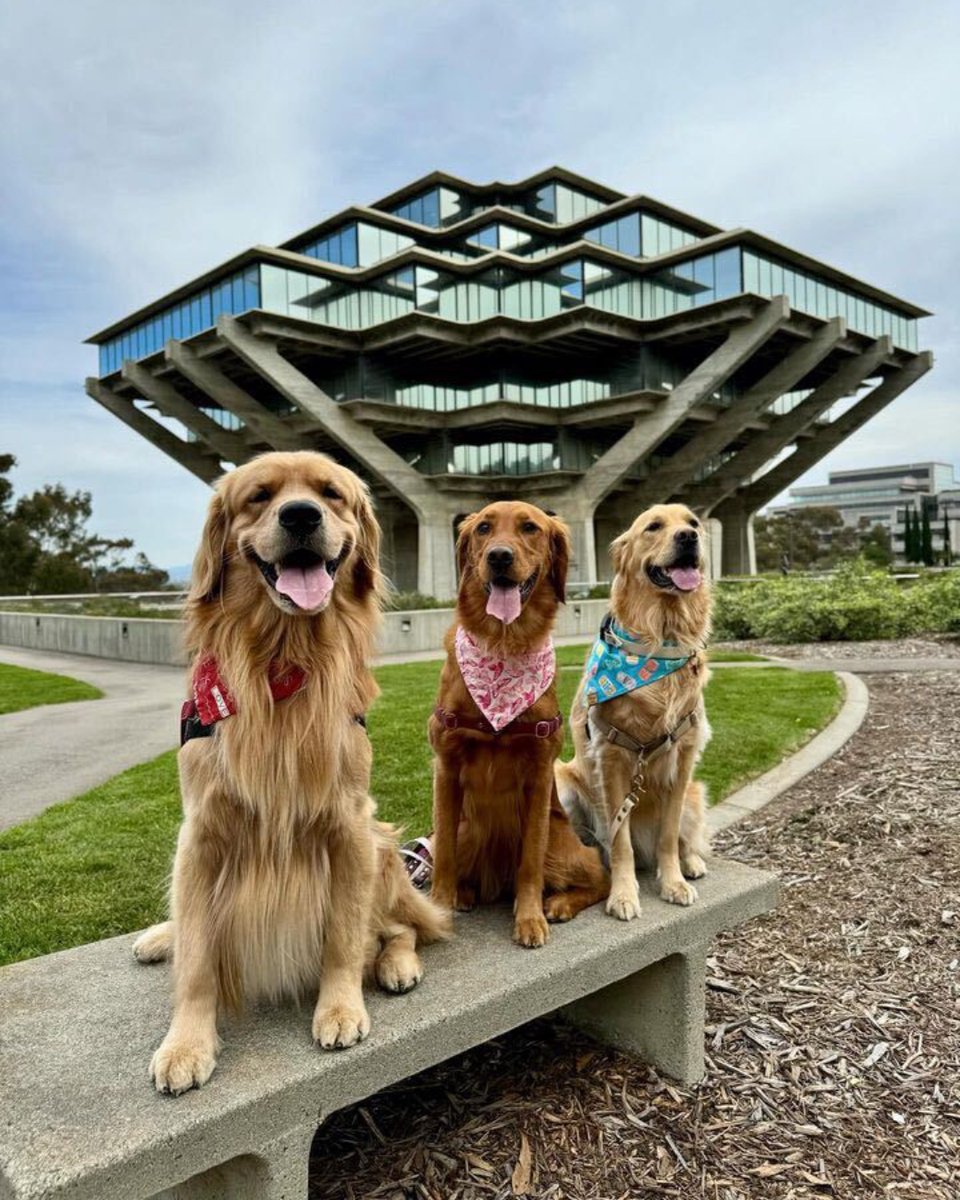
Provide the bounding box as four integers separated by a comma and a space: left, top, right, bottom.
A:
0, 600, 611, 667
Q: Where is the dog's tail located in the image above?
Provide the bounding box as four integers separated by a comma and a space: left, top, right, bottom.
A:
375, 822, 452, 945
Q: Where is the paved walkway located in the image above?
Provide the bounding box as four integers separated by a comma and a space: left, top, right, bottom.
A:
0, 648, 185, 830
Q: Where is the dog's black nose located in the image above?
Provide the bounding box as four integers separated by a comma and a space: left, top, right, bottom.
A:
487, 545, 514, 571
279, 501, 323, 535
675, 528, 699, 544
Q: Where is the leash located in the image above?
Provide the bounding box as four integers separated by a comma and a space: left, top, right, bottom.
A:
588, 707, 700, 845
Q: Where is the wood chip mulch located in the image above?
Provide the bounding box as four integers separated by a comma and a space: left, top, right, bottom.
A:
310, 670, 960, 1200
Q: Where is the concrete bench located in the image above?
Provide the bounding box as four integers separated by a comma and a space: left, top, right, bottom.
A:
0, 858, 776, 1200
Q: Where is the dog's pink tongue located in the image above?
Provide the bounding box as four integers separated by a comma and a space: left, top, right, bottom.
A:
667, 566, 703, 592
486, 584, 522, 624
275, 563, 334, 610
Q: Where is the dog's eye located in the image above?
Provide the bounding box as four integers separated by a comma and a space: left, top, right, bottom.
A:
249, 487, 271, 504
323, 485, 343, 501
476, 521, 492, 535
646, 521, 663, 533
521, 521, 539, 534
688, 516, 700, 528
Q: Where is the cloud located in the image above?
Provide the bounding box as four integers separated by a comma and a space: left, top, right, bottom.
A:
1, 0, 957, 567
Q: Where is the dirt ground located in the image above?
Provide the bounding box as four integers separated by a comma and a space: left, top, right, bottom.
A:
309, 666, 960, 1200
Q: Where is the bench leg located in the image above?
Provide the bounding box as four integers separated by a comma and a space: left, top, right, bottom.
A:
560, 945, 708, 1085
156, 1123, 315, 1200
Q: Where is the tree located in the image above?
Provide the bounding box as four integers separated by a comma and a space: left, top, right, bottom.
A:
920, 503, 934, 567
755, 506, 844, 571
904, 506, 919, 564
859, 519, 893, 569
0, 455, 168, 595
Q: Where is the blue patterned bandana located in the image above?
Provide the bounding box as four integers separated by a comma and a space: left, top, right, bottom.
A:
582, 616, 692, 706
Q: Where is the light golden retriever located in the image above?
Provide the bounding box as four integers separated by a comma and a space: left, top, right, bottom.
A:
556, 503, 712, 920
429, 503, 608, 948
134, 451, 448, 1095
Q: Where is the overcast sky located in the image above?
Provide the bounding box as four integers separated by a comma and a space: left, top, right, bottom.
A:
1, 0, 957, 570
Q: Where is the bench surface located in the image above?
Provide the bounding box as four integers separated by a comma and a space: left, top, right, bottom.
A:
0, 858, 776, 1200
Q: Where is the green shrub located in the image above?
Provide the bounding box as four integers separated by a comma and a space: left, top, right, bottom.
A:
713, 560, 960, 643
385, 591, 456, 611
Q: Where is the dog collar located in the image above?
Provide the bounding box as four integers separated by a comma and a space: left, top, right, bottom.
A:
454, 626, 556, 733
180, 655, 308, 744
582, 614, 692, 707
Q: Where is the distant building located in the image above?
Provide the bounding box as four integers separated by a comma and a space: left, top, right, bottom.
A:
772, 462, 959, 562
85, 167, 932, 590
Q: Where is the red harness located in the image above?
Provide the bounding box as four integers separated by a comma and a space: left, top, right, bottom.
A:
180, 655, 307, 743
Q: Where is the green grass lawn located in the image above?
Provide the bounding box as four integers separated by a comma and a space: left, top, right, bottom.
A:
0, 662, 102, 715
0, 662, 838, 968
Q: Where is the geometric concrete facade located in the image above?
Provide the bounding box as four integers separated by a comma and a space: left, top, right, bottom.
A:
86, 167, 931, 590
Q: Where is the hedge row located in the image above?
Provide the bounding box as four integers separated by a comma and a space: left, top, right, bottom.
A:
712, 561, 960, 643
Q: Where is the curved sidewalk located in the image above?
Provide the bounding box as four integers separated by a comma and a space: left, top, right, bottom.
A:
0, 647, 185, 830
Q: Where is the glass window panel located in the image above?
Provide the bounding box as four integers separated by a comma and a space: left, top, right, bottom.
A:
422, 190, 440, 227
244, 266, 261, 308
743, 251, 760, 293
260, 264, 289, 312
715, 247, 741, 297
769, 262, 785, 296
230, 276, 244, 313
757, 257, 773, 295
618, 215, 640, 257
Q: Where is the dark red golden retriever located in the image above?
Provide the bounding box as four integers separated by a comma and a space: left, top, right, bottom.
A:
428, 501, 608, 947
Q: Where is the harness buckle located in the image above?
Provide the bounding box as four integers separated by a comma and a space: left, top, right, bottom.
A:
442, 711, 458, 730
534, 719, 551, 738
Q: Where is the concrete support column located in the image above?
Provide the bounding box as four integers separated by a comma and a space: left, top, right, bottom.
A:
717, 503, 757, 576
561, 945, 709, 1085
417, 512, 458, 600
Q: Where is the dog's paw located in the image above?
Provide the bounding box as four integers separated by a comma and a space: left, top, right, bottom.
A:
660, 877, 698, 906
313, 1001, 370, 1049
150, 1036, 217, 1095
681, 852, 707, 880
606, 884, 642, 922
513, 912, 550, 948
133, 922, 172, 964
376, 949, 423, 995
455, 883, 477, 912
544, 892, 576, 923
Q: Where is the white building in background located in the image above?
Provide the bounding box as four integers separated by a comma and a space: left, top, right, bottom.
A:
771, 462, 959, 562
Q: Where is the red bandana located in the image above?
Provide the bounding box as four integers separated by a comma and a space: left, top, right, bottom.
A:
188, 655, 307, 727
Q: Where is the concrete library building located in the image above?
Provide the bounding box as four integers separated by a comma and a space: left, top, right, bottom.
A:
86, 168, 932, 594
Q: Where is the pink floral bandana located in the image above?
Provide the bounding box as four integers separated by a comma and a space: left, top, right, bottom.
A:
454, 627, 556, 732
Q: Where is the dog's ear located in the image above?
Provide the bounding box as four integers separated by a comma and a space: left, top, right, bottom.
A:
189, 489, 228, 603
456, 513, 479, 581
548, 517, 571, 603
609, 531, 628, 577
352, 482, 385, 604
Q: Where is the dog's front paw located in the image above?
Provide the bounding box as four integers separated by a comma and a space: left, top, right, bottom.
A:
606, 883, 642, 921
513, 912, 550, 948
133, 921, 172, 964
455, 883, 476, 912
150, 1036, 217, 1095
544, 892, 576, 923
660, 877, 698, 906
313, 1001, 370, 1049
376, 948, 423, 995
681, 852, 707, 880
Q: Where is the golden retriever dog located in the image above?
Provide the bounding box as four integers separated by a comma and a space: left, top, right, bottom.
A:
134, 451, 448, 1095
429, 502, 608, 948
556, 503, 712, 920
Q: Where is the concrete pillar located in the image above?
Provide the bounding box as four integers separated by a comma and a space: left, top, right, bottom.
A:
165, 341, 305, 451
688, 335, 894, 513
121, 360, 250, 465
567, 296, 790, 511
85, 379, 222, 485
562, 946, 709, 1085
736, 351, 933, 514
565, 509, 598, 586
718, 504, 757, 575
635, 316, 845, 506
418, 516, 457, 600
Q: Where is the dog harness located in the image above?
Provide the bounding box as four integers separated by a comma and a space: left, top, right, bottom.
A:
453, 626, 557, 732
582, 615, 693, 706
179, 655, 366, 745
579, 614, 702, 845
